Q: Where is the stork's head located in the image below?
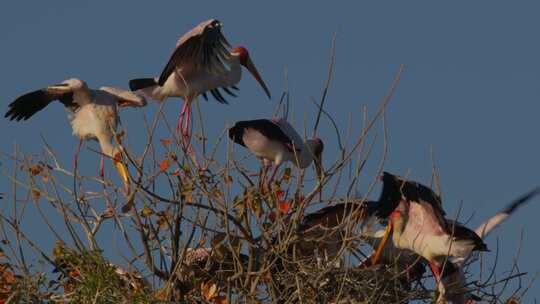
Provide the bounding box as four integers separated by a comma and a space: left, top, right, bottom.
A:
48, 78, 87, 94
307, 137, 324, 180
231, 46, 271, 99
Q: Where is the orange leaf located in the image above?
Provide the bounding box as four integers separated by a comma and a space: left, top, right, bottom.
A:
276, 190, 285, 201
42, 175, 49, 184
184, 194, 193, 204
159, 159, 170, 172
278, 201, 291, 214
224, 175, 233, 186
69, 270, 80, 279
160, 139, 172, 146
170, 169, 181, 177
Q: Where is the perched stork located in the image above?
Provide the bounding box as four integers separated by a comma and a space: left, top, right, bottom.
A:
228, 118, 324, 184
373, 172, 488, 283
4, 78, 146, 189
129, 19, 271, 141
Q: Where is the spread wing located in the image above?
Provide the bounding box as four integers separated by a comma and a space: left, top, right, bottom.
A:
5, 83, 77, 121
158, 19, 231, 86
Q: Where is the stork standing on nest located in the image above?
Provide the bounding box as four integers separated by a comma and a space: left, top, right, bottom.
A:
5, 78, 146, 190
228, 118, 324, 185
129, 19, 271, 142
371, 172, 488, 283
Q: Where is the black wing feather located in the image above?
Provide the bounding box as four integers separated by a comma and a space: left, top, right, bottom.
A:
376, 172, 446, 220
228, 119, 296, 152
447, 220, 488, 251
5, 89, 74, 121
210, 89, 228, 104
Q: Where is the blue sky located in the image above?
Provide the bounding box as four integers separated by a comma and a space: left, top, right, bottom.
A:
1, 1, 540, 300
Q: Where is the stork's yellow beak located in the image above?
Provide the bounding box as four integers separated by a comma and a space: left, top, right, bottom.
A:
113, 152, 130, 192
371, 222, 392, 265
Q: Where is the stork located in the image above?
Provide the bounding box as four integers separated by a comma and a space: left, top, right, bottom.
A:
372, 172, 488, 284
129, 19, 271, 142
4, 78, 146, 190
228, 118, 324, 185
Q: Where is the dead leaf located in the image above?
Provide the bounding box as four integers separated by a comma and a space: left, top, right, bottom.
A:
282, 167, 291, 183
160, 139, 172, 146
31, 189, 41, 202
213, 295, 227, 304
213, 190, 223, 199
170, 169, 181, 177
42, 174, 49, 184
159, 159, 170, 172
506, 298, 520, 304
28, 164, 43, 176
140, 207, 154, 217
224, 175, 233, 186
184, 194, 193, 204
201, 280, 218, 301
121, 197, 135, 213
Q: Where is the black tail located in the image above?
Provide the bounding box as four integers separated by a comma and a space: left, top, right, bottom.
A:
129, 78, 157, 91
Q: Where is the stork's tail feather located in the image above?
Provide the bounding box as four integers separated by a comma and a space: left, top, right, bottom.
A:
502, 185, 540, 215
129, 78, 157, 91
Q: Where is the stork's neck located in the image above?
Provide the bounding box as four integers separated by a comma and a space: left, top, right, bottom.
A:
96, 133, 118, 158
73, 87, 93, 105
297, 139, 318, 168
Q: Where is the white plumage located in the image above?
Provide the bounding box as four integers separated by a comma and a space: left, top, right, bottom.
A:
5, 78, 146, 185
129, 19, 271, 138
228, 118, 324, 182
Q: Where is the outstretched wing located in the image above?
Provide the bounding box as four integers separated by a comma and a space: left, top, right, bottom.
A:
99, 87, 147, 107
5, 84, 76, 121
158, 19, 231, 86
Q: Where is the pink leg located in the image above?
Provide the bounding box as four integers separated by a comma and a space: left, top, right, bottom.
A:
73, 138, 84, 170
99, 154, 104, 179
177, 102, 189, 132
428, 260, 441, 283
182, 105, 191, 143
267, 163, 281, 186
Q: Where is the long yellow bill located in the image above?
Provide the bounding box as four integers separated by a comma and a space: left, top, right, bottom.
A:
113, 152, 130, 192
371, 222, 392, 265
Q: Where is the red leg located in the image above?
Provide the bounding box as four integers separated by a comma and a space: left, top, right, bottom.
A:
73, 138, 84, 170
428, 260, 441, 283
99, 154, 104, 179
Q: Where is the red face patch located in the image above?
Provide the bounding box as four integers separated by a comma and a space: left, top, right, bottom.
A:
232, 46, 249, 65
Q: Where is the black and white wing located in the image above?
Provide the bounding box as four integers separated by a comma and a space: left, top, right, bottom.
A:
5, 82, 78, 121
228, 119, 298, 152
158, 19, 231, 86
